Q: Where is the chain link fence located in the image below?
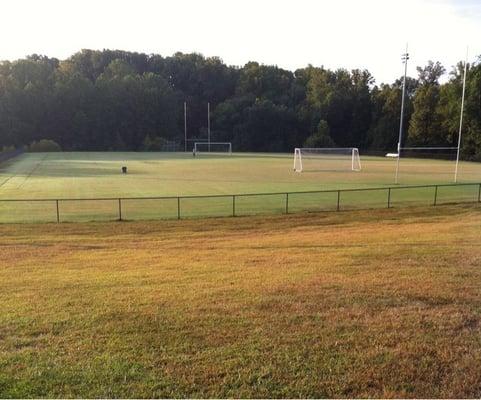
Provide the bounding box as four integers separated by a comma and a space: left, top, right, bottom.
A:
0, 182, 480, 223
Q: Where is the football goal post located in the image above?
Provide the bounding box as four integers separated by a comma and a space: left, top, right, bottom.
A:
193, 142, 232, 156
395, 146, 459, 181
293, 148, 361, 172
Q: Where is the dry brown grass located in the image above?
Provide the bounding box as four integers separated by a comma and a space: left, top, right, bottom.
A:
0, 205, 481, 397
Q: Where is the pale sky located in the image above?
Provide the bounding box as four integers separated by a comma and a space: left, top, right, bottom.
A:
0, 0, 480, 84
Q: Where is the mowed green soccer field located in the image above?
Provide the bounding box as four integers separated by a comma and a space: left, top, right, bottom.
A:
0, 152, 481, 222
2, 151, 481, 197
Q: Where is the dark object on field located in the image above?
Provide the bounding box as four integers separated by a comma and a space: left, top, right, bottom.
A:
122, 166, 127, 174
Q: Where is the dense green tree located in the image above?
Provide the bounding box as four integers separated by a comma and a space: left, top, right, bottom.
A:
408, 61, 446, 145
231, 99, 301, 151
301, 67, 374, 147
462, 58, 481, 160
0, 56, 58, 147
367, 77, 417, 150
437, 62, 465, 146
304, 120, 335, 147
0, 50, 479, 158
236, 62, 295, 106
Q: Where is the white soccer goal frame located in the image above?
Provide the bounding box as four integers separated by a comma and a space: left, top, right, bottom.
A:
193, 142, 232, 155
293, 147, 361, 172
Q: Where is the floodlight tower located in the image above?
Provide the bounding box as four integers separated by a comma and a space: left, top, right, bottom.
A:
395, 45, 409, 184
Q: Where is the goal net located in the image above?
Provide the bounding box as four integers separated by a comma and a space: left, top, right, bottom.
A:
293, 148, 361, 172
193, 142, 232, 155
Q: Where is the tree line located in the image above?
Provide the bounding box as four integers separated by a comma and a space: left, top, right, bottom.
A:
0, 49, 480, 159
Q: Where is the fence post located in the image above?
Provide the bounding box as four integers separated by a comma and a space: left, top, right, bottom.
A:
387, 188, 391, 208
478, 183, 481, 203
118, 198, 122, 221
56, 200, 60, 223
433, 185, 438, 206
285, 193, 289, 214
177, 197, 181, 220
232, 195, 236, 217
337, 190, 341, 211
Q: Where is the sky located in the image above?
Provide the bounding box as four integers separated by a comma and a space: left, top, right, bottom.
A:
0, 0, 480, 84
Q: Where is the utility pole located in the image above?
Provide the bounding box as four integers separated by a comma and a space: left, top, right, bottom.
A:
395, 44, 409, 184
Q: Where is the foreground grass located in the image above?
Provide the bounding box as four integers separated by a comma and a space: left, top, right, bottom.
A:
0, 205, 480, 398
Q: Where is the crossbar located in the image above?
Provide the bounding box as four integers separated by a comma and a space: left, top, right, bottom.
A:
400, 147, 458, 150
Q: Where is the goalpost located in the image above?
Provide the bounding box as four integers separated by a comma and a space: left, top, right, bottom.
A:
293, 148, 361, 172
395, 146, 459, 180
193, 142, 232, 155
394, 46, 468, 183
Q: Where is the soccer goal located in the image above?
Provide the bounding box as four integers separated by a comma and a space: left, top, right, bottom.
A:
293, 148, 361, 172
193, 142, 232, 155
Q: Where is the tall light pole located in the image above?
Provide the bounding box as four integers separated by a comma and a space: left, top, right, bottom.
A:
184, 101, 187, 152
454, 47, 468, 183
395, 45, 409, 184
207, 102, 211, 151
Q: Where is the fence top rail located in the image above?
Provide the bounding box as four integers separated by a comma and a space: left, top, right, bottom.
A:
0, 182, 479, 202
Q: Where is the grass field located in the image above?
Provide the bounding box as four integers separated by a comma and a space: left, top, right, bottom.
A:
1, 151, 481, 198
0, 204, 480, 397
0, 152, 481, 222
